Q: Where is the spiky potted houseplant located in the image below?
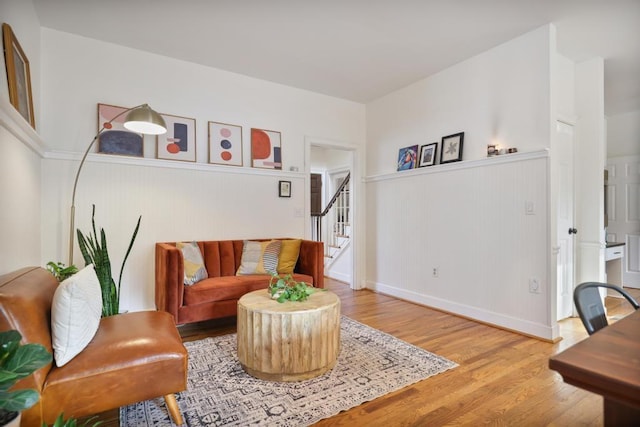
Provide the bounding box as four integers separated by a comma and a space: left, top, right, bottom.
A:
0, 330, 52, 427
76, 204, 141, 317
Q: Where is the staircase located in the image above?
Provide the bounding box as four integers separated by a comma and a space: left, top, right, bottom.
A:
311, 173, 351, 266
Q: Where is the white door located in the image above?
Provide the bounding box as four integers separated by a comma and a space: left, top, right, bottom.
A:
556, 121, 576, 320
607, 156, 640, 288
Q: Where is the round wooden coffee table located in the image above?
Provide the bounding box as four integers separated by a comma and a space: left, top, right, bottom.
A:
237, 289, 341, 382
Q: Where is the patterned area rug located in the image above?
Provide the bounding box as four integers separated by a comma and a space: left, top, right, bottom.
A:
120, 316, 457, 426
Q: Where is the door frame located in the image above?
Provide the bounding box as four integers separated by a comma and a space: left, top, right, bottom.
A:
305, 136, 364, 290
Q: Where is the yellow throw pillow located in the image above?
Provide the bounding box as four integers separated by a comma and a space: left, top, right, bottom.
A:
277, 239, 302, 274
177, 241, 208, 285
237, 240, 282, 275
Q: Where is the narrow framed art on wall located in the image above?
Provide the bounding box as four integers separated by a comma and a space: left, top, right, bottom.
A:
279, 180, 291, 198
251, 128, 282, 170
418, 143, 438, 167
2, 23, 35, 128
440, 132, 464, 164
209, 121, 243, 166
157, 114, 196, 162
97, 103, 144, 157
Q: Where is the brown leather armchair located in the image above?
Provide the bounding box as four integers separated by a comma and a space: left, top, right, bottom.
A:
0, 267, 187, 427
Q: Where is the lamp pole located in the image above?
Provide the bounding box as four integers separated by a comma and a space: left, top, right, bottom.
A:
68, 104, 165, 265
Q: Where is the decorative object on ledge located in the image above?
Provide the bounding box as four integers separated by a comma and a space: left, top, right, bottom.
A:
440, 132, 464, 164
419, 142, 438, 167
251, 128, 282, 169
397, 144, 418, 171
157, 113, 196, 162
2, 23, 35, 128
208, 121, 243, 166
279, 180, 291, 197
98, 104, 143, 157
68, 103, 166, 265
487, 144, 497, 157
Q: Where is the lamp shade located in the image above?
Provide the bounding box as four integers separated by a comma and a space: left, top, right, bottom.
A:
123, 104, 167, 135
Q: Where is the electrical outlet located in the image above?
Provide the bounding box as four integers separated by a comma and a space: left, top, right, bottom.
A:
529, 278, 540, 293
432, 267, 439, 278
525, 201, 535, 215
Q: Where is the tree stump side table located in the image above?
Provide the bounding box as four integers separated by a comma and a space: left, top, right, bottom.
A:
237, 289, 341, 382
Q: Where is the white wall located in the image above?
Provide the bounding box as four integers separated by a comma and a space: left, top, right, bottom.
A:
0, 0, 44, 275
39, 28, 365, 311
366, 26, 552, 176
607, 110, 640, 158
365, 25, 557, 339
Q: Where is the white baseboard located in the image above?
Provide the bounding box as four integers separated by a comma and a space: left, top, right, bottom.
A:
327, 270, 351, 284
366, 280, 558, 341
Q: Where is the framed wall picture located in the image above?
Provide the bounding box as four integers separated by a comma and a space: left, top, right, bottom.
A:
279, 180, 291, 198
397, 145, 418, 171
440, 132, 464, 164
418, 143, 438, 167
251, 128, 282, 170
208, 121, 243, 166
2, 23, 35, 128
97, 103, 144, 157
157, 114, 196, 162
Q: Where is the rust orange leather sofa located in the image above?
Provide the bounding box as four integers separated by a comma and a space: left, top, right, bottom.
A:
155, 239, 324, 325
0, 267, 187, 427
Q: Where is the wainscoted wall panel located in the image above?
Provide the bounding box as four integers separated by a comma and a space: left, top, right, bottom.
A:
366, 152, 551, 338
42, 156, 306, 311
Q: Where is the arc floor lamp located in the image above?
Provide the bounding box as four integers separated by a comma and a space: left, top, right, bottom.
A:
68, 104, 167, 265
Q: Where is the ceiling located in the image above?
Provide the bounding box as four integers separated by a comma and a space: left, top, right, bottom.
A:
33, 0, 640, 116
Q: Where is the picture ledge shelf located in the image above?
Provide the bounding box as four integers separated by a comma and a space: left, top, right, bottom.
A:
45, 150, 304, 178
365, 149, 549, 183
0, 97, 45, 156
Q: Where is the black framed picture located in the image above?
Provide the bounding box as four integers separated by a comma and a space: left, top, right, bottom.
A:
440, 132, 464, 164
279, 180, 291, 197
418, 143, 438, 167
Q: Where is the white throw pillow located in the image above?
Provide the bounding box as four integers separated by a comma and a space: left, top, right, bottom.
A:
51, 264, 103, 366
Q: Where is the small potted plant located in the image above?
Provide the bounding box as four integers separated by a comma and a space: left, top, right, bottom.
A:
268, 273, 324, 303
45, 262, 78, 282
0, 330, 52, 427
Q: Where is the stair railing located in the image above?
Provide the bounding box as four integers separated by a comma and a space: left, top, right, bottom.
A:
311, 173, 351, 255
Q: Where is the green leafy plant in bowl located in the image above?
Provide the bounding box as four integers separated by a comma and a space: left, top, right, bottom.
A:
268, 273, 324, 303
0, 330, 52, 426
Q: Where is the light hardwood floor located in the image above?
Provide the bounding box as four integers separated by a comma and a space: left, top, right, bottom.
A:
85, 279, 640, 426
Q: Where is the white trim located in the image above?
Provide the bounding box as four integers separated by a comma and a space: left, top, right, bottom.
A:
367, 280, 557, 340
365, 149, 549, 182
45, 150, 304, 178
0, 97, 46, 157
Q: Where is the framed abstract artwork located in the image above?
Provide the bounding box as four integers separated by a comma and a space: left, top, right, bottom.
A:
440, 132, 464, 164
418, 143, 438, 167
157, 114, 196, 162
397, 145, 418, 171
279, 180, 291, 198
251, 128, 282, 170
2, 23, 35, 128
208, 121, 243, 166
97, 103, 143, 157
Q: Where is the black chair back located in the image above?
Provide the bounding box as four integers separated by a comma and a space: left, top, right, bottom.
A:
574, 282, 639, 335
